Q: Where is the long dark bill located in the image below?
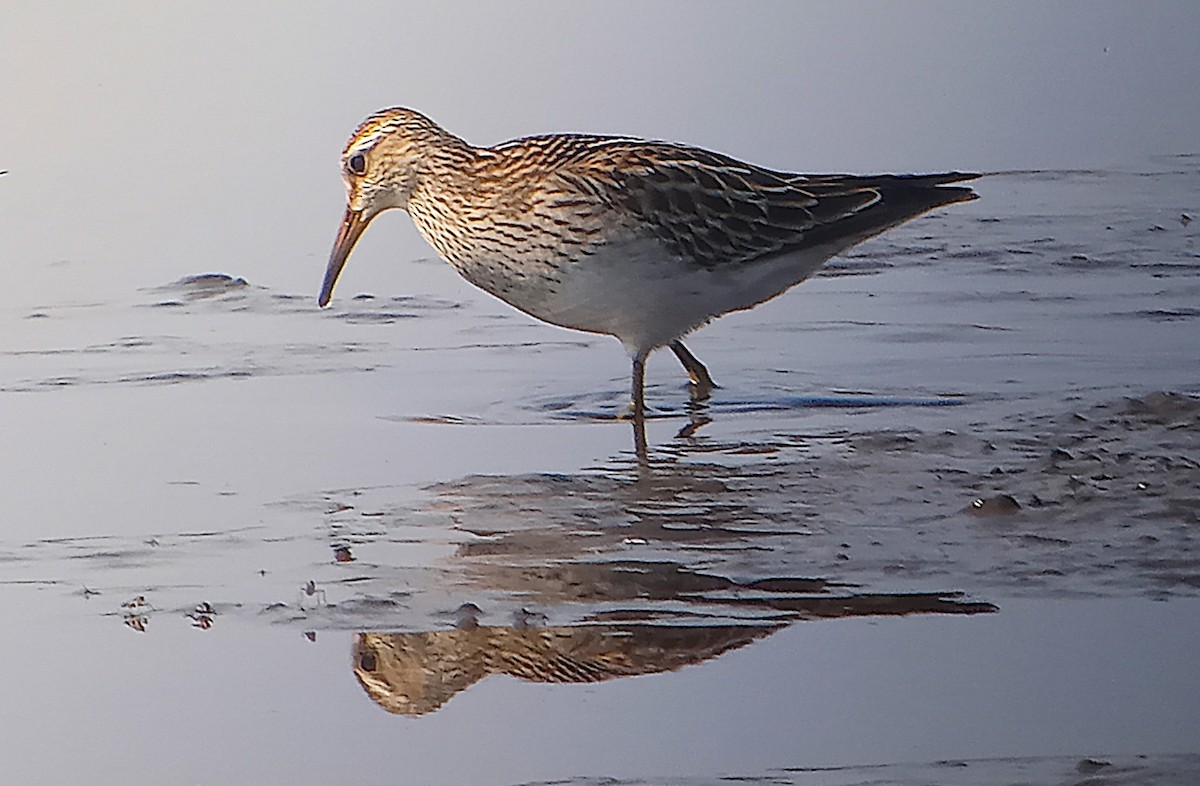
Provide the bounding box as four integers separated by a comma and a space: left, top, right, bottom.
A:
318, 208, 371, 307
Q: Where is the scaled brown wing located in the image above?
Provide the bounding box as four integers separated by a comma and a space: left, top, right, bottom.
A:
564, 139, 976, 267
599, 144, 881, 267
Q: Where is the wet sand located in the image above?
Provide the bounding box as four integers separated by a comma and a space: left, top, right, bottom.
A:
2, 166, 1199, 782
515, 755, 1200, 786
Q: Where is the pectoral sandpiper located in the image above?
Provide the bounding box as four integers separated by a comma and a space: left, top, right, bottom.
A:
319, 108, 976, 420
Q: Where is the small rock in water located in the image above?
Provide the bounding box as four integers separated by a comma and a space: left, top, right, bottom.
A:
1076, 758, 1112, 774
162, 273, 250, 302
1050, 447, 1075, 463
969, 494, 1022, 517
1181, 213, 1192, 227
178, 272, 248, 289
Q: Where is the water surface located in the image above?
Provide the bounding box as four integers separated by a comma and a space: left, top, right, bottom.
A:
2, 166, 1199, 783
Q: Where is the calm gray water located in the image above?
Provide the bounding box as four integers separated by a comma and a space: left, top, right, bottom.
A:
2, 164, 1199, 784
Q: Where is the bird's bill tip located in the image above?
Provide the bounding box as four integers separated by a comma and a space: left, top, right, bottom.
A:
318, 208, 370, 307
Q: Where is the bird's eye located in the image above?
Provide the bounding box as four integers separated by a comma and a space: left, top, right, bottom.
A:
347, 153, 367, 176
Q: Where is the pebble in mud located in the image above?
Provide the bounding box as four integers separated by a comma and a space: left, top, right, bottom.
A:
1077, 758, 1112, 774
120, 595, 149, 609
123, 614, 148, 633
1049, 448, 1075, 463
188, 602, 216, 630
300, 580, 327, 607
969, 494, 1022, 517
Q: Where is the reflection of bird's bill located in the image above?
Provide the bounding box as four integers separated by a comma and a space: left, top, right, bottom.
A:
319, 208, 370, 307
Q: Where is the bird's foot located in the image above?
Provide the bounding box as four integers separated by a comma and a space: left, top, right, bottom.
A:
687, 376, 717, 403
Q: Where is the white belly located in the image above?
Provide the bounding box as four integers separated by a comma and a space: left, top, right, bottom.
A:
532, 236, 834, 355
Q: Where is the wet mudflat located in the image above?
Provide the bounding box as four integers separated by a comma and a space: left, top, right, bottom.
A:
2, 167, 1199, 783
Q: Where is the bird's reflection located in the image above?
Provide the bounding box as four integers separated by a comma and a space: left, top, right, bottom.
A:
334, 428, 999, 716
353, 583, 992, 716
353, 619, 779, 717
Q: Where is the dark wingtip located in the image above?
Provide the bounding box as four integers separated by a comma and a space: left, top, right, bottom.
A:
887, 171, 981, 187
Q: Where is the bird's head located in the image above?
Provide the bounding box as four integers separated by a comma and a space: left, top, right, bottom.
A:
318, 107, 459, 307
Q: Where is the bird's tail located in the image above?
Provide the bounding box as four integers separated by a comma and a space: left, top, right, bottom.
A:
800, 172, 979, 257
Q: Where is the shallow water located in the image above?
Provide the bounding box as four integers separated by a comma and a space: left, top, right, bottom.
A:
2, 166, 1199, 782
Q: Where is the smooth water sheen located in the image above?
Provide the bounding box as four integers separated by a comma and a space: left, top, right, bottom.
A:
2, 166, 1199, 783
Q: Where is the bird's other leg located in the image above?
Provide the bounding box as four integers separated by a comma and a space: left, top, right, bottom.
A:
670, 340, 716, 402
